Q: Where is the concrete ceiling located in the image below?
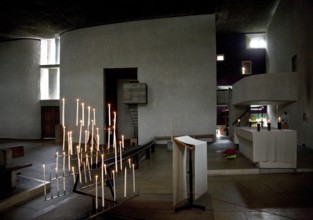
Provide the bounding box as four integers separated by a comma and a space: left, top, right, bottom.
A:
0, 0, 280, 42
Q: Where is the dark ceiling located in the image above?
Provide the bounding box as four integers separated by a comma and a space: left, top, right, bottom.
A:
0, 0, 280, 42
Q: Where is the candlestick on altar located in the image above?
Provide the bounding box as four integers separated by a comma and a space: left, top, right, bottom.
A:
113, 171, 116, 201
101, 154, 105, 207
124, 167, 127, 198
132, 164, 136, 193
43, 164, 46, 200
95, 175, 98, 210
62, 98, 65, 127
76, 99, 79, 126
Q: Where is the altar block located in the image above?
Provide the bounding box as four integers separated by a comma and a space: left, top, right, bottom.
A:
173, 136, 207, 206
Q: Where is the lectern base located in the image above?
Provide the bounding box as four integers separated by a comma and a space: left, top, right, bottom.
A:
174, 202, 205, 212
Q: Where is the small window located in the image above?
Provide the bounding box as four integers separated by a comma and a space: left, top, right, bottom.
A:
242, 61, 252, 75
217, 54, 224, 61
246, 33, 266, 49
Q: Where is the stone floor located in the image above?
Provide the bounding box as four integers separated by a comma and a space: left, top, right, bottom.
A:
1, 137, 313, 219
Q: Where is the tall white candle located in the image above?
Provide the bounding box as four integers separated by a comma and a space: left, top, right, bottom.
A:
91, 120, 94, 151
108, 103, 111, 126
62, 98, 65, 127
97, 134, 100, 152
132, 164, 135, 193
77, 146, 82, 183
63, 171, 66, 194
119, 141, 122, 171
79, 120, 82, 148
43, 164, 46, 198
82, 103, 85, 127
72, 166, 76, 183
84, 130, 88, 152
128, 158, 131, 168
101, 154, 105, 207
122, 135, 124, 149
107, 127, 111, 150
124, 167, 127, 198
68, 145, 71, 172
86, 154, 92, 181
76, 99, 79, 126
104, 164, 107, 175
62, 151, 65, 175
56, 167, 59, 196
93, 108, 96, 126
113, 112, 117, 172
62, 126, 65, 151
113, 171, 116, 201
88, 106, 91, 128
95, 175, 98, 210
90, 147, 93, 165
55, 151, 59, 173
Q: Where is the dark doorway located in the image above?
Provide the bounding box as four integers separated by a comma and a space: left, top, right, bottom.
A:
41, 106, 60, 138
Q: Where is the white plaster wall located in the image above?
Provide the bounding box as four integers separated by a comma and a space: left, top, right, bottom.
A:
60, 15, 216, 144
266, 0, 313, 148
0, 40, 41, 139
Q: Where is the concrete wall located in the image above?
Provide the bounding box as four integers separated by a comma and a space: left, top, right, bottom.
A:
60, 15, 216, 144
266, 0, 313, 147
0, 40, 41, 139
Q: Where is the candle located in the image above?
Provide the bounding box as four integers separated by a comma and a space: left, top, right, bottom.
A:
68, 141, 71, 172
84, 130, 88, 152
63, 172, 66, 194
278, 117, 282, 129
43, 164, 46, 199
267, 119, 271, 131
62, 98, 65, 127
132, 164, 135, 193
62, 151, 66, 175
79, 120, 82, 148
72, 166, 76, 183
82, 103, 85, 127
128, 158, 131, 168
107, 127, 111, 150
62, 126, 66, 151
56, 167, 59, 196
113, 112, 117, 172
124, 167, 127, 198
101, 154, 105, 207
122, 135, 124, 149
76, 99, 79, 126
55, 151, 59, 173
90, 147, 93, 166
108, 103, 111, 126
83, 160, 87, 183
93, 108, 96, 126
86, 154, 92, 181
91, 120, 94, 151
97, 134, 100, 152
77, 146, 82, 183
95, 175, 98, 210
113, 171, 116, 201
119, 141, 122, 171
104, 164, 107, 175
88, 106, 91, 128
238, 118, 240, 127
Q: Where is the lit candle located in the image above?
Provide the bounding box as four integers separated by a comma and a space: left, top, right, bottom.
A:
97, 134, 100, 152
56, 167, 59, 196
124, 167, 127, 198
119, 141, 122, 171
62, 126, 66, 151
91, 120, 94, 151
88, 106, 91, 128
68, 138, 71, 171
90, 146, 93, 166
108, 103, 111, 126
79, 120, 82, 148
128, 158, 131, 168
267, 119, 271, 131
62, 98, 65, 127
132, 164, 135, 193
77, 146, 82, 183
86, 153, 92, 181
107, 127, 111, 150
55, 151, 59, 173
76, 99, 79, 126
62, 151, 66, 175
95, 175, 98, 210
113, 112, 117, 172
113, 171, 116, 201
122, 135, 124, 149
84, 130, 88, 152
278, 117, 282, 129
72, 166, 76, 183
43, 164, 46, 199
104, 164, 107, 175
101, 154, 105, 207
82, 103, 85, 127
93, 108, 96, 126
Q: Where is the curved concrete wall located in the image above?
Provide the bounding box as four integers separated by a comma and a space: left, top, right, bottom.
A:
232, 72, 298, 105
0, 40, 41, 139
60, 15, 216, 144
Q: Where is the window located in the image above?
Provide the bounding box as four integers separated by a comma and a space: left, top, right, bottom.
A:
40, 38, 60, 100
217, 54, 224, 61
246, 33, 266, 49
242, 61, 252, 75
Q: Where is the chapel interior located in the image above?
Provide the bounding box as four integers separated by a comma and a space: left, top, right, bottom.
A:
1, 0, 313, 219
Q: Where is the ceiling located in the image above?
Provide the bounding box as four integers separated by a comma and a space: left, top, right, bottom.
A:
0, 0, 280, 42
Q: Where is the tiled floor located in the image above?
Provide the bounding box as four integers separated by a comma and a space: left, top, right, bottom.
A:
1, 137, 313, 219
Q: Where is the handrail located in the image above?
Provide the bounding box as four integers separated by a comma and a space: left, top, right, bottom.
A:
231, 106, 251, 125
